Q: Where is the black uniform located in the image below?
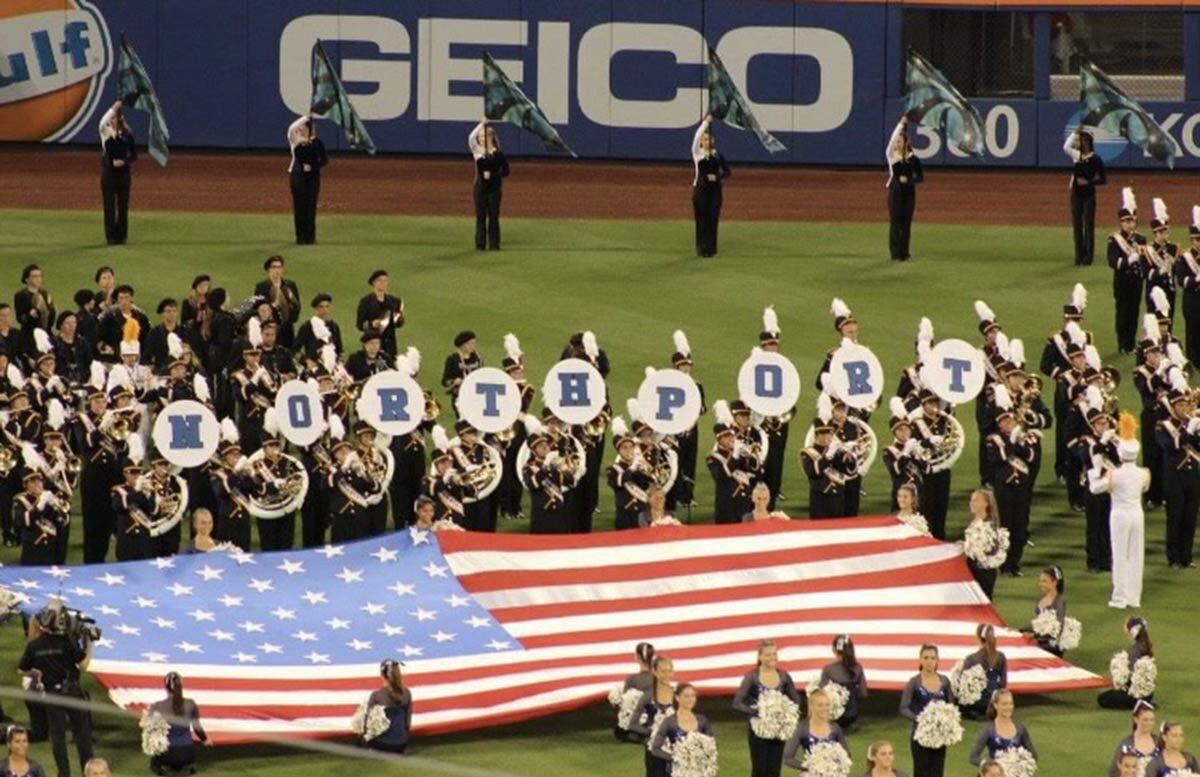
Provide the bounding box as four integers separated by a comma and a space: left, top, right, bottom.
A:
1079, 433, 1118, 572
392, 422, 432, 528
887, 155, 924, 261
474, 151, 510, 250
18, 632, 93, 777
608, 457, 655, 530
424, 471, 476, 526
1108, 230, 1147, 353
354, 295, 404, 357
801, 443, 856, 519
1157, 414, 1200, 566
101, 128, 137, 244
53, 334, 92, 386
1144, 240, 1179, 324
254, 279, 302, 347
112, 482, 156, 562
1177, 248, 1200, 365
289, 137, 327, 244
668, 382, 705, 511
72, 412, 121, 563
96, 307, 150, 364
1133, 363, 1167, 506
883, 439, 926, 510
693, 152, 730, 258
912, 412, 953, 539
13, 288, 55, 363
210, 465, 255, 551
295, 316, 344, 362
254, 454, 298, 551
144, 322, 191, 374
986, 430, 1035, 574
1069, 151, 1106, 265
523, 456, 576, 534
441, 351, 482, 417
707, 446, 755, 523
761, 412, 792, 510
14, 491, 68, 567
299, 443, 333, 548
328, 461, 375, 542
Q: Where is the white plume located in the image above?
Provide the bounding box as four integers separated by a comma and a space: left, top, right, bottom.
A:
830, 298, 851, 320
1122, 186, 1137, 214
1065, 321, 1086, 347
1085, 344, 1102, 372
995, 332, 1011, 361
889, 396, 907, 420
394, 355, 410, 376
193, 374, 211, 403
1144, 314, 1161, 344
320, 344, 337, 373
167, 332, 183, 360
327, 413, 345, 441
263, 407, 280, 437
405, 347, 421, 376
992, 383, 1013, 411
46, 399, 65, 431
1071, 283, 1087, 312
1010, 339, 1026, 369
611, 416, 629, 439
582, 331, 599, 359
21, 443, 45, 472
762, 305, 780, 335
89, 362, 106, 391
917, 317, 934, 344
917, 339, 931, 364
1086, 385, 1104, 412
644, 366, 656, 380
817, 392, 833, 423
523, 415, 543, 437
713, 399, 733, 426
1154, 197, 1169, 224
974, 300, 995, 323
33, 328, 52, 355
626, 398, 643, 423
1168, 342, 1187, 368
220, 418, 239, 444
504, 333, 522, 363
1193, 205, 1200, 230
6, 364, 24, 391
1170, 365, 1189, 393
310, 316, 330, 343
431, 424, 451, 452
126, 435, 145, 466
1151, 286, 1170, 315
673, 330, 691, 358
247, 317, 263, 349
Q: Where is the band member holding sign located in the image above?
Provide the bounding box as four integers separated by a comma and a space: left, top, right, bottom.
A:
691, 114, 730, 258
1176, 207, 1200, 366
99, 101, 137, 245
288, 113, 327, 245
1144, 199, 1178, 327
758, 307, 793, 508
1109, 188, 1147, 354
668, 330, 704, 511
886, 115, 923, 262
1064, 128, 1106, 266
442, 331, 482, 417
469, 119, 510, 251
355, 270, 405, 358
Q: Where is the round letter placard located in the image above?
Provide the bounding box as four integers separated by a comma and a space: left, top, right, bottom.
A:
827, 343, 885, 410
736, 351, 801, 417
356, 370, 425, 437
151, 400, 220, 468
921, 339, 986, 405
457, 367, 522, 433
542, 358, 607, 425
636, 369, 702, 435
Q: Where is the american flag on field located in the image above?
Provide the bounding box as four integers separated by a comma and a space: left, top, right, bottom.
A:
0, 518, 1105, 743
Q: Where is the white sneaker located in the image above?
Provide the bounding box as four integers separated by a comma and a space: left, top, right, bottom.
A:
1108, 600, 1128, 609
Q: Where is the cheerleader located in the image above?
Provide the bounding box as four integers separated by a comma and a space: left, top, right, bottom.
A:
732, 639, 803, 777
967, 690, 1037, 767
1019, 566, 1067, 656
1144, 723, 1199, 777
2, 727, 45, 777
691, 114, 730, 258
629, 655, 675, 777
1109, 701, 1160, 777
959, 625, 1007, 720
649, 684, 714, 768
742, 482, 790, 522
899, 643, 955, 777
782, 688, 848, 770
147, 672, 208, 776
863, 740, 912, 777
886, 115, 923, 262
963, 489, 1002, 599
818, 635, 868, 729
361, 660, 413, 754
614, 643, 656, 742
1099, 617, 1155, 709
895, 484, 929, 536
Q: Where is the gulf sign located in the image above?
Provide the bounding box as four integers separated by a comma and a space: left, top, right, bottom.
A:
0, 0, 111, 142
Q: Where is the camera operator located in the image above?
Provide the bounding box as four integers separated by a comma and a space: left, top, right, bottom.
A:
17, 604, 94, 777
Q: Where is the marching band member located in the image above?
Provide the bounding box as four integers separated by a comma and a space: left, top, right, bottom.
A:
361, 660, 413, 754
1079, 387, 1118, 573
203, 290, 237, 416
1176, 206, 1200, 365
708, 401, 756, 523
111, 437, 155, 562
73, 365, 120, 562
345, 329, 389, 384
14, 468, 68, 567
911, 389, 952, 539
1143, 722, 1199, 777
27, 329, 70, 413
496, 335, 535, 521
959, 625, 1007, 720
758, 307, 792, 507
258, 320, 294, 382
252, 410, 297, 551
426, 425, 474, 527
1110, 187, 1147, 355
897, 317, 934, 410
450, 420, 495, 532
825, 384, 864, 517
53, 310, 92, 386
144, 340, 197, 409
1109, 701, 1160, 776
691, 114, 730, 258
295, 293, 343, 363
1057, 323, 1091, 512
287, 112, 326, 245
1145, 199, 1178, 326
608, 417, 653, 530
327, 421, 374, 543
1156, 370, 1200, 568
1041, 286, 1089, 490
391, 350, 432, 527
1020, 566, 1068, 656
1007, 340, 1052, 497
900, 643, 955, 777
5, 379, 43, 449
974, 304, 1006, 487
544, 409, 586, 529
1090, 413, 1152, 609
297, 414, 335, 548
985, 385, 1035, 576
966, 690, 1038, 768
1065, 127, 1106, 266
733, 639, 803, 777
818, 634, 869, 729
818, 298, 860, 390
561, 330, 612, 378
231, 324, 272, 452
566, 331, 609, 522
355, 270, 405, 357
802, 394, 856, 520
14, 264, 55, 366
181, 274, 209, 331
441, 331, 481, 417
469, 119, 510, 251
1133, 316, 1168, 509
668, 330, 704, 510
254, 255, 301, 347
521, 417, 577, 534
99, 101, 137, 244
145, 448, 183, 558
352, 421, 389, 536
210, 419, 254, 551
782, 688, 847, 770
886, 115, 923, 262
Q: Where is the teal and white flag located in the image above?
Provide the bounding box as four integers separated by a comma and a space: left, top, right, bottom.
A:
117, 36, 170, 167
904, 49, 984, 157
482, 52, 576, 156
311, 41, 376, 154
706, 46, 786, 154
1079, 59, 1178, 168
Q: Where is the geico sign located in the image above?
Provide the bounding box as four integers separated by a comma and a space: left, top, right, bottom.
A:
279, 17, 853, 131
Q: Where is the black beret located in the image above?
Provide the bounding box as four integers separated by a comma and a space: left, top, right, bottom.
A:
73, 289, 93, 308
311, 293, 332, 308
368, 270, 388, 285
454, 330, 477, 348
190, 274, 211, 290
360, 329, 382, 344
156, 298, 178, 314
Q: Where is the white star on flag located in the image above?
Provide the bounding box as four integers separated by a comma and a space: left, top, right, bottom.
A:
315, 546, 345, 559
229, 551, 256, 566
150, 557, 175, 570
257, 643, 284, 655
95, 605, 121, 617
96, 573, 124, 586
388, 582, 416, 597
238, 621, 265, 634
115, 624, 141, 636
305, 652, 330, 664
13, 579, 40, 590
431, 631, 456, 643
371, 547, 399, 563
410, 608, 437, 622
43, 566, 70, 579
291, 631, 318, 642
444, 594, 471, 608
276, 559, 306, 575
142, 652, 168, 663
270, 607, 296, 621
346, 639, 373, 651
325, 617, 350, 631
360, 603, 387, 615
94, 638, 115, 649
247, 578, 275, 593
217, 594, 243, 608
209, 630, 235, 642
335, 568, 364, 584
422, 562, 449, 578
70, 587, 94, 598
166, 583, 194, 597
485, 639, 512, 651
132, 596, 157, 609
408, 527, 431, 546
401, 645, 424, 657
233, 652, 258, 664
175, 641, 203, 654
188, 609, 215, 622
378, 624, 404, 637
150, 617, 176, 630
195, 565, 223, 581
465, 616, 491, 629
301, 590, 328, 605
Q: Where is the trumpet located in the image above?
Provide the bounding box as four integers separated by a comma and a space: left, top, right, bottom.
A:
101, 407, 141, 442
423, 390, 442, 422
582, 409, 610, 442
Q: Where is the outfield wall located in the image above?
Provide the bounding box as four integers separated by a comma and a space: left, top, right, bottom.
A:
3, 0, 1200, 167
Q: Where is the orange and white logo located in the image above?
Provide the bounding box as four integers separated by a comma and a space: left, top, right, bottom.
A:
0, 0, 111, 142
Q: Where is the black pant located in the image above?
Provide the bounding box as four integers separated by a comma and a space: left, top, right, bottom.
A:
42, 693, 94, 777
0, 476, 15, 544
809, 489, 844, 519
300, 482, 327, 548
1097, 689, 1147, 710
888, 185, 916, 259
290, 171, 320, 244
763, 431, 787, 509
257, 514, 295, 552
100, 164, 131, 244
693, 184, 722, 256
997, 480, 1031, 572
843, 476, 862, 517
1071, 188, 1096, 265
921, 471, 951, 540
968, 560, 997, 599
1085, 492, 1113, 570
1185, 290, 1200, 367
747, 730, 785, 777
644, 749, 668, 777
330, 512, 367, 543
1053, 389, 1069, 480
473, 183, 502, 249
1143, 408, 1163, 505
1163, 465, 1200, 565
1113, 273, 1143, 352
151, 744, 196, 773
910, 740, 946, 777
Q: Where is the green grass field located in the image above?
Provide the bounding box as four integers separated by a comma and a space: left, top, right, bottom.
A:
0, 207, 1192, 776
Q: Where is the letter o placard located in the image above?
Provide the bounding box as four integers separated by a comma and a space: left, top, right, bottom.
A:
828, 343, 885, 410
636, 369, 702, 435
920, 339, 986, 405
151, 400, 220, 468
274, 379, 326, 447
457, 368, 522, 433
356, 370, 424, 437
736, 351, 801, 417
542, 358, 607, 425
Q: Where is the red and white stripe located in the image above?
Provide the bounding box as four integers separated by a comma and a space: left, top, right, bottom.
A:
89, 518, 1104, 743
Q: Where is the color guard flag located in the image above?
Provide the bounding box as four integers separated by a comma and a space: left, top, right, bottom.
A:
310, 41, 376, 154
904, 49, 985, 157
0, 519, 1104, 743
482, 52, 576, 157
1079, 59, 1179, 169
706, 46, 787, 154
117, 36, 170, 167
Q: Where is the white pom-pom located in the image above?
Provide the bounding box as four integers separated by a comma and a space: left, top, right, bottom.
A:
33, 328, 52, 355
504, 333, 522, 363
889, 396, 907, 419
220, 418, 239, 444
248, 317, 263, 348
582, 331, 599, 359
673, 329, 691, 358
713, 399, 732, 426
993, 383, 1012, 411
974, 300, 995, 323
626, 398, 642, 423
917, 317, 933, 344
1122, 186, 1137, 214
406, 347, 421, 375
310, 316, 330, 343
167, 332, 183, 360
193, 374, 210, 403
431, 424, 450, 452
1153, 197, 1168, 224
1072, 282, 1088, 312
611, 416, 629, 438
830, 298, 851, 320
126, 435, 145, 465
762, 305, 780, 335
6, 364, 23, 391
817, 392, 833, 423
46, 399, 65, 431
1151, 286, 1170, 315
